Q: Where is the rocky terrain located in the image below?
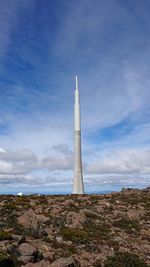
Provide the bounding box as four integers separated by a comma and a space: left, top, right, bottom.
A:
0, 187, 150, 267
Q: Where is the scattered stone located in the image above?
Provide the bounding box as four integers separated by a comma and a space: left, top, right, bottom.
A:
50, 256, 76, 267
127, 208, 145, 220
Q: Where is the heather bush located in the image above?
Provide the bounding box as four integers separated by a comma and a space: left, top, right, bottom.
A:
0, 252, 8, 261
61, 228, 89, 244
113, 218, 140, 232
104, 251, 149, 267
0, 230, 12, 241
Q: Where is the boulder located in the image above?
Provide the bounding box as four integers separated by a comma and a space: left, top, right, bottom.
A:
18, 209, 49, 229
18, 243, 37, 264
42, 251, 55, 261
50, 256, 76, 267
25, 260, 50, 267
66, 211, 86, 229
18, 209, 38, 229
56, 236, 63, 243
23, 260, 51, 267
19, 243, 37, 255
20, 256, 33, 265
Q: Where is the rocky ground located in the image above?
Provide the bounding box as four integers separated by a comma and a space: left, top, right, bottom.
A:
0, 187, 150, 267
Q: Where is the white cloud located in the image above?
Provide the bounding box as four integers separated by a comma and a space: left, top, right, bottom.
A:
0, 147, 5, 153
87, 149, 150, 175
0, 146, 73, 177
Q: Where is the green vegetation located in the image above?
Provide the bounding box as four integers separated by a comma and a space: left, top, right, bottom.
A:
66, 204, 79, 212
89, 223, 110, 240
0, 252, 8, 261
67, 244, 77, 254
4, 196, 30, 210
42, 236, 52, 243
61, 228, 89, 244
111, 192, 150, 209
113, 218, 140, 232
85, 211, 99, 219
52, 216, 66, 228
5, 203, 20, 211
0, 230, 12, 241
36, 195, 48, 205
3, 213, 24, 234
104, 251, 150, 267
0, 253, 22, 267
61, 220, 111, 244
107, 240, 119, 251
84, 219, 111, 240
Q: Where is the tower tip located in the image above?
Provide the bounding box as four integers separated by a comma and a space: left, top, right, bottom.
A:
75, 75, 78, 90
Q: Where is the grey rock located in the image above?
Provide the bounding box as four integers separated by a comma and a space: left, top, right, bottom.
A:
113, 236, 122, 242
18, 243, 37, 264
23, 260, 51, 267
19, 243, 37, 256
18, 209, 49, 230
20, 255, 34, 264
50, 256, 76, 267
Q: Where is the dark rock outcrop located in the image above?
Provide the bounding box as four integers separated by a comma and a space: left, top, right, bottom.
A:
0, 259, 15, 267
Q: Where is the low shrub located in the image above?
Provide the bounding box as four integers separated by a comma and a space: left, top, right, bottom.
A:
5, 203, 20, 211
104, 251, 149, 267
85, 211, 99, 219
84, 219, 111, 240
61, 228, 89, 244
113, 218, 140, 232
0, 230, 12, 241
93, 260, 102, 267
0, 252, 8, 261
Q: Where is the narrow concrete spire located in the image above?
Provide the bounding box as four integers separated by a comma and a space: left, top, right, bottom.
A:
75, 75, 78, 90
73, 76, 84, 194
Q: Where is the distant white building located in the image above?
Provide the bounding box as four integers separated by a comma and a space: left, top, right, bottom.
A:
17, 192, 23, 196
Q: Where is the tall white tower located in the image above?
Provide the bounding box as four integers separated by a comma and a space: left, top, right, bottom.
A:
73, 76, 84, 194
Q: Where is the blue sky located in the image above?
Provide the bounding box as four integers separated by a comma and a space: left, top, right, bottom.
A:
0, 0, 150, 194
